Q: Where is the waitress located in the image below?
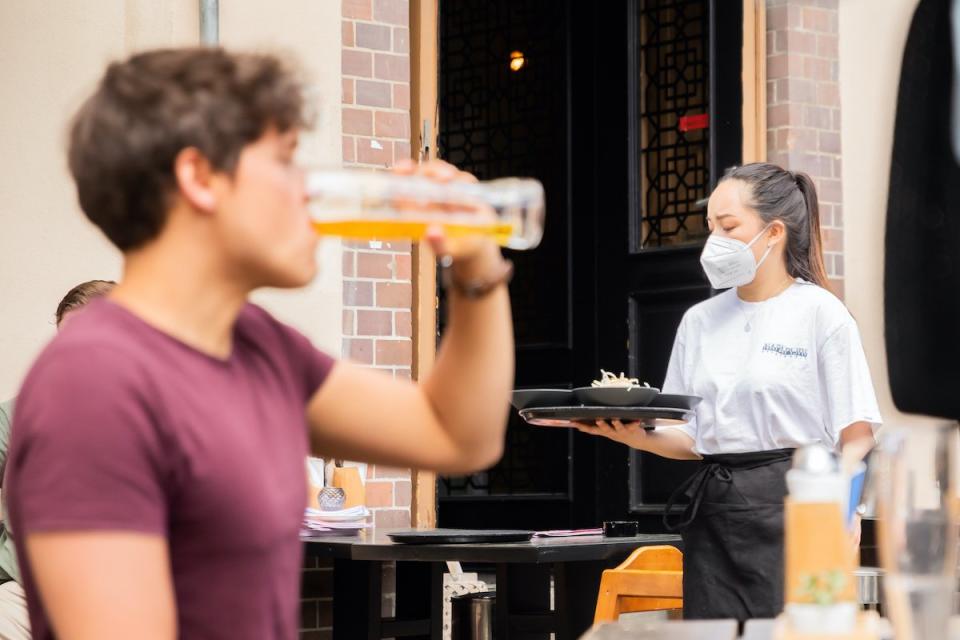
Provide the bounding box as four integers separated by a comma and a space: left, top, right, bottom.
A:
577, 163, 881, 621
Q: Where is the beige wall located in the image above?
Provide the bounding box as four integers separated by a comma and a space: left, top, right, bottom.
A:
0, 1, 342, 399
221, 2, 344, 352
838, 0, 947, 430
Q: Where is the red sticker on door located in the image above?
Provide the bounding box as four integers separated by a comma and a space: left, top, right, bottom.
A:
679, 113, 709, 132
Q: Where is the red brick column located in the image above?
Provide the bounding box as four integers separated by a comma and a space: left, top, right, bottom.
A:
766, 0, 844, 298
300, 1, 415, 637
341, 0, 414, 532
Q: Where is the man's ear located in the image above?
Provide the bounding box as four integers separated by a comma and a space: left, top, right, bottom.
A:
173, 147, 217, 213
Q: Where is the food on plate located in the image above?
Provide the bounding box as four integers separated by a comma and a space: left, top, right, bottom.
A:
590, 370, 650, 389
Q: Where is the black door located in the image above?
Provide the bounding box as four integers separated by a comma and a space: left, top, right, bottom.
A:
437, 0, 742, 531
435, 0, 589, 530
593, 0, 744, 527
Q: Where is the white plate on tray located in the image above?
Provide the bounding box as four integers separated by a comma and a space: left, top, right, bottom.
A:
519, 406, 692, 429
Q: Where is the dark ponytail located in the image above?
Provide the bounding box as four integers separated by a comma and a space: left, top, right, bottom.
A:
792, 172, 831, 291
720, 163, 832, 292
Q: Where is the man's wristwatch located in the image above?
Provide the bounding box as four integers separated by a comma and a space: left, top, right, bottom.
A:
440, 255, 514, 299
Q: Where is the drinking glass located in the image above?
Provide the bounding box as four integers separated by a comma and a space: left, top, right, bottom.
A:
305, 169, 545, 250
873, 422, 959, 640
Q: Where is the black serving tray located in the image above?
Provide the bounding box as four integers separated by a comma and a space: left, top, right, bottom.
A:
519, 405, 692, 429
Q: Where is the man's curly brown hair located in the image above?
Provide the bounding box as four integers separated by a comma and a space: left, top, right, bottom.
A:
67, 47, 308, 251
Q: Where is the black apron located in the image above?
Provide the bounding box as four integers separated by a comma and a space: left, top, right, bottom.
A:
663, 448, 793, 622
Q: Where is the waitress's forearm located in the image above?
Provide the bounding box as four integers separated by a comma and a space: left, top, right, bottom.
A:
422, 245, 515, 459
840, 422, 874, 450
641, 429, 701, 460
839, 421, 875, 474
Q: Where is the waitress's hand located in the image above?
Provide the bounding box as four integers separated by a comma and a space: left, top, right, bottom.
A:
849, 514, 862, 549
575, 419, 648, 450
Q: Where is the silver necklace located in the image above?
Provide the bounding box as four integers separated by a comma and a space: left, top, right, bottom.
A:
738, 303, 761, 332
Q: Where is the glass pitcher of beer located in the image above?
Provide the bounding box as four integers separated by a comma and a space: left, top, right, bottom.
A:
305, 169, 545, 251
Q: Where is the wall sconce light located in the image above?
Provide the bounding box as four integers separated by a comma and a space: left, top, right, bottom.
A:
509, 51, 526, 72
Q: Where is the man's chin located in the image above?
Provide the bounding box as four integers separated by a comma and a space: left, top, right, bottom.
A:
260, 274, 312, 290
272, 264, 317, 289
244, 252, 317, 290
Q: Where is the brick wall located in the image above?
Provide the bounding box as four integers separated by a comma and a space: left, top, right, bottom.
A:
340, 0, 414, 526
300, 557, 333, 640
300, 0, 415, 637
766, 0, 844, 299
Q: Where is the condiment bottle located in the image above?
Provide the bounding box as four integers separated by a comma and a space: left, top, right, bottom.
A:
784, 444, 858, 635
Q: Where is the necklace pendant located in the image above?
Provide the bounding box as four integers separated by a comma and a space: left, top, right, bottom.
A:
744, 323, 751, 332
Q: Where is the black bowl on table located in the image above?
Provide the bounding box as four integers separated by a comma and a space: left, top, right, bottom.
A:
511, 389, 574, 410
572, 386, 660, 407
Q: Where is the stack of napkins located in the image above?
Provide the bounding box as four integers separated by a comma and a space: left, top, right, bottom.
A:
301, 505, 371, 537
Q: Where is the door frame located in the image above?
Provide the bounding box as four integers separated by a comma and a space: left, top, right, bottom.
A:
410, 0, 439, 528
742, 0, 767, 164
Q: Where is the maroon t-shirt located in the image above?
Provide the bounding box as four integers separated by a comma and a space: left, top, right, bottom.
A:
7, 299, 335, 639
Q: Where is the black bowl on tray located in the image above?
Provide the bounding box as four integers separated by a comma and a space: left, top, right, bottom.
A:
511, 388, 573, 410
572, 386, 660, 407
651, 393, 703, 411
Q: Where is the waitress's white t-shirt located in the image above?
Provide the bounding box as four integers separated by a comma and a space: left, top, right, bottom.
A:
662, 279, 882, 454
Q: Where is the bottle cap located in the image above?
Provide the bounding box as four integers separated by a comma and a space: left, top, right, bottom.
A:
792, 443, 840, 474
788, 444, 846, 503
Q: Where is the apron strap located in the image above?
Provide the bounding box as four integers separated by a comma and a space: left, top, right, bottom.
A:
702, 448, 794, 469
663, 463, 725, 532
662, 448, 795, 532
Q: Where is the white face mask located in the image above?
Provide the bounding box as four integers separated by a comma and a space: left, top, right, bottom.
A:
699, 224, 774, 290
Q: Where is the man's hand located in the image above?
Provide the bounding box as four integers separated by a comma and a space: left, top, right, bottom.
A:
391, 159, 499, 266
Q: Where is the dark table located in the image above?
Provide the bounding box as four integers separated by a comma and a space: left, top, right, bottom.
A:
303, 529, 682, 640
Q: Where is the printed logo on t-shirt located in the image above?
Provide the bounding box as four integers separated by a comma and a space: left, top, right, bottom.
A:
761, 343, 809, 359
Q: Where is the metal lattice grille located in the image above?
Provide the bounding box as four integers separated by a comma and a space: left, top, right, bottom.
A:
638, 0, 711, 248
437, 0, 570, 499
438, 0, 569, 348
438, 1, 565, 181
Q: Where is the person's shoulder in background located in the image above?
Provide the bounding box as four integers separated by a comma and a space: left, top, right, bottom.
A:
0, 400, 13, 436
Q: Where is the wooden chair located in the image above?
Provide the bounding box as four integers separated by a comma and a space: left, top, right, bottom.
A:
593, 545, 684, 624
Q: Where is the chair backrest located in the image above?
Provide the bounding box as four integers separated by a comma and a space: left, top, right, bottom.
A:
593, 545, 683, 624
